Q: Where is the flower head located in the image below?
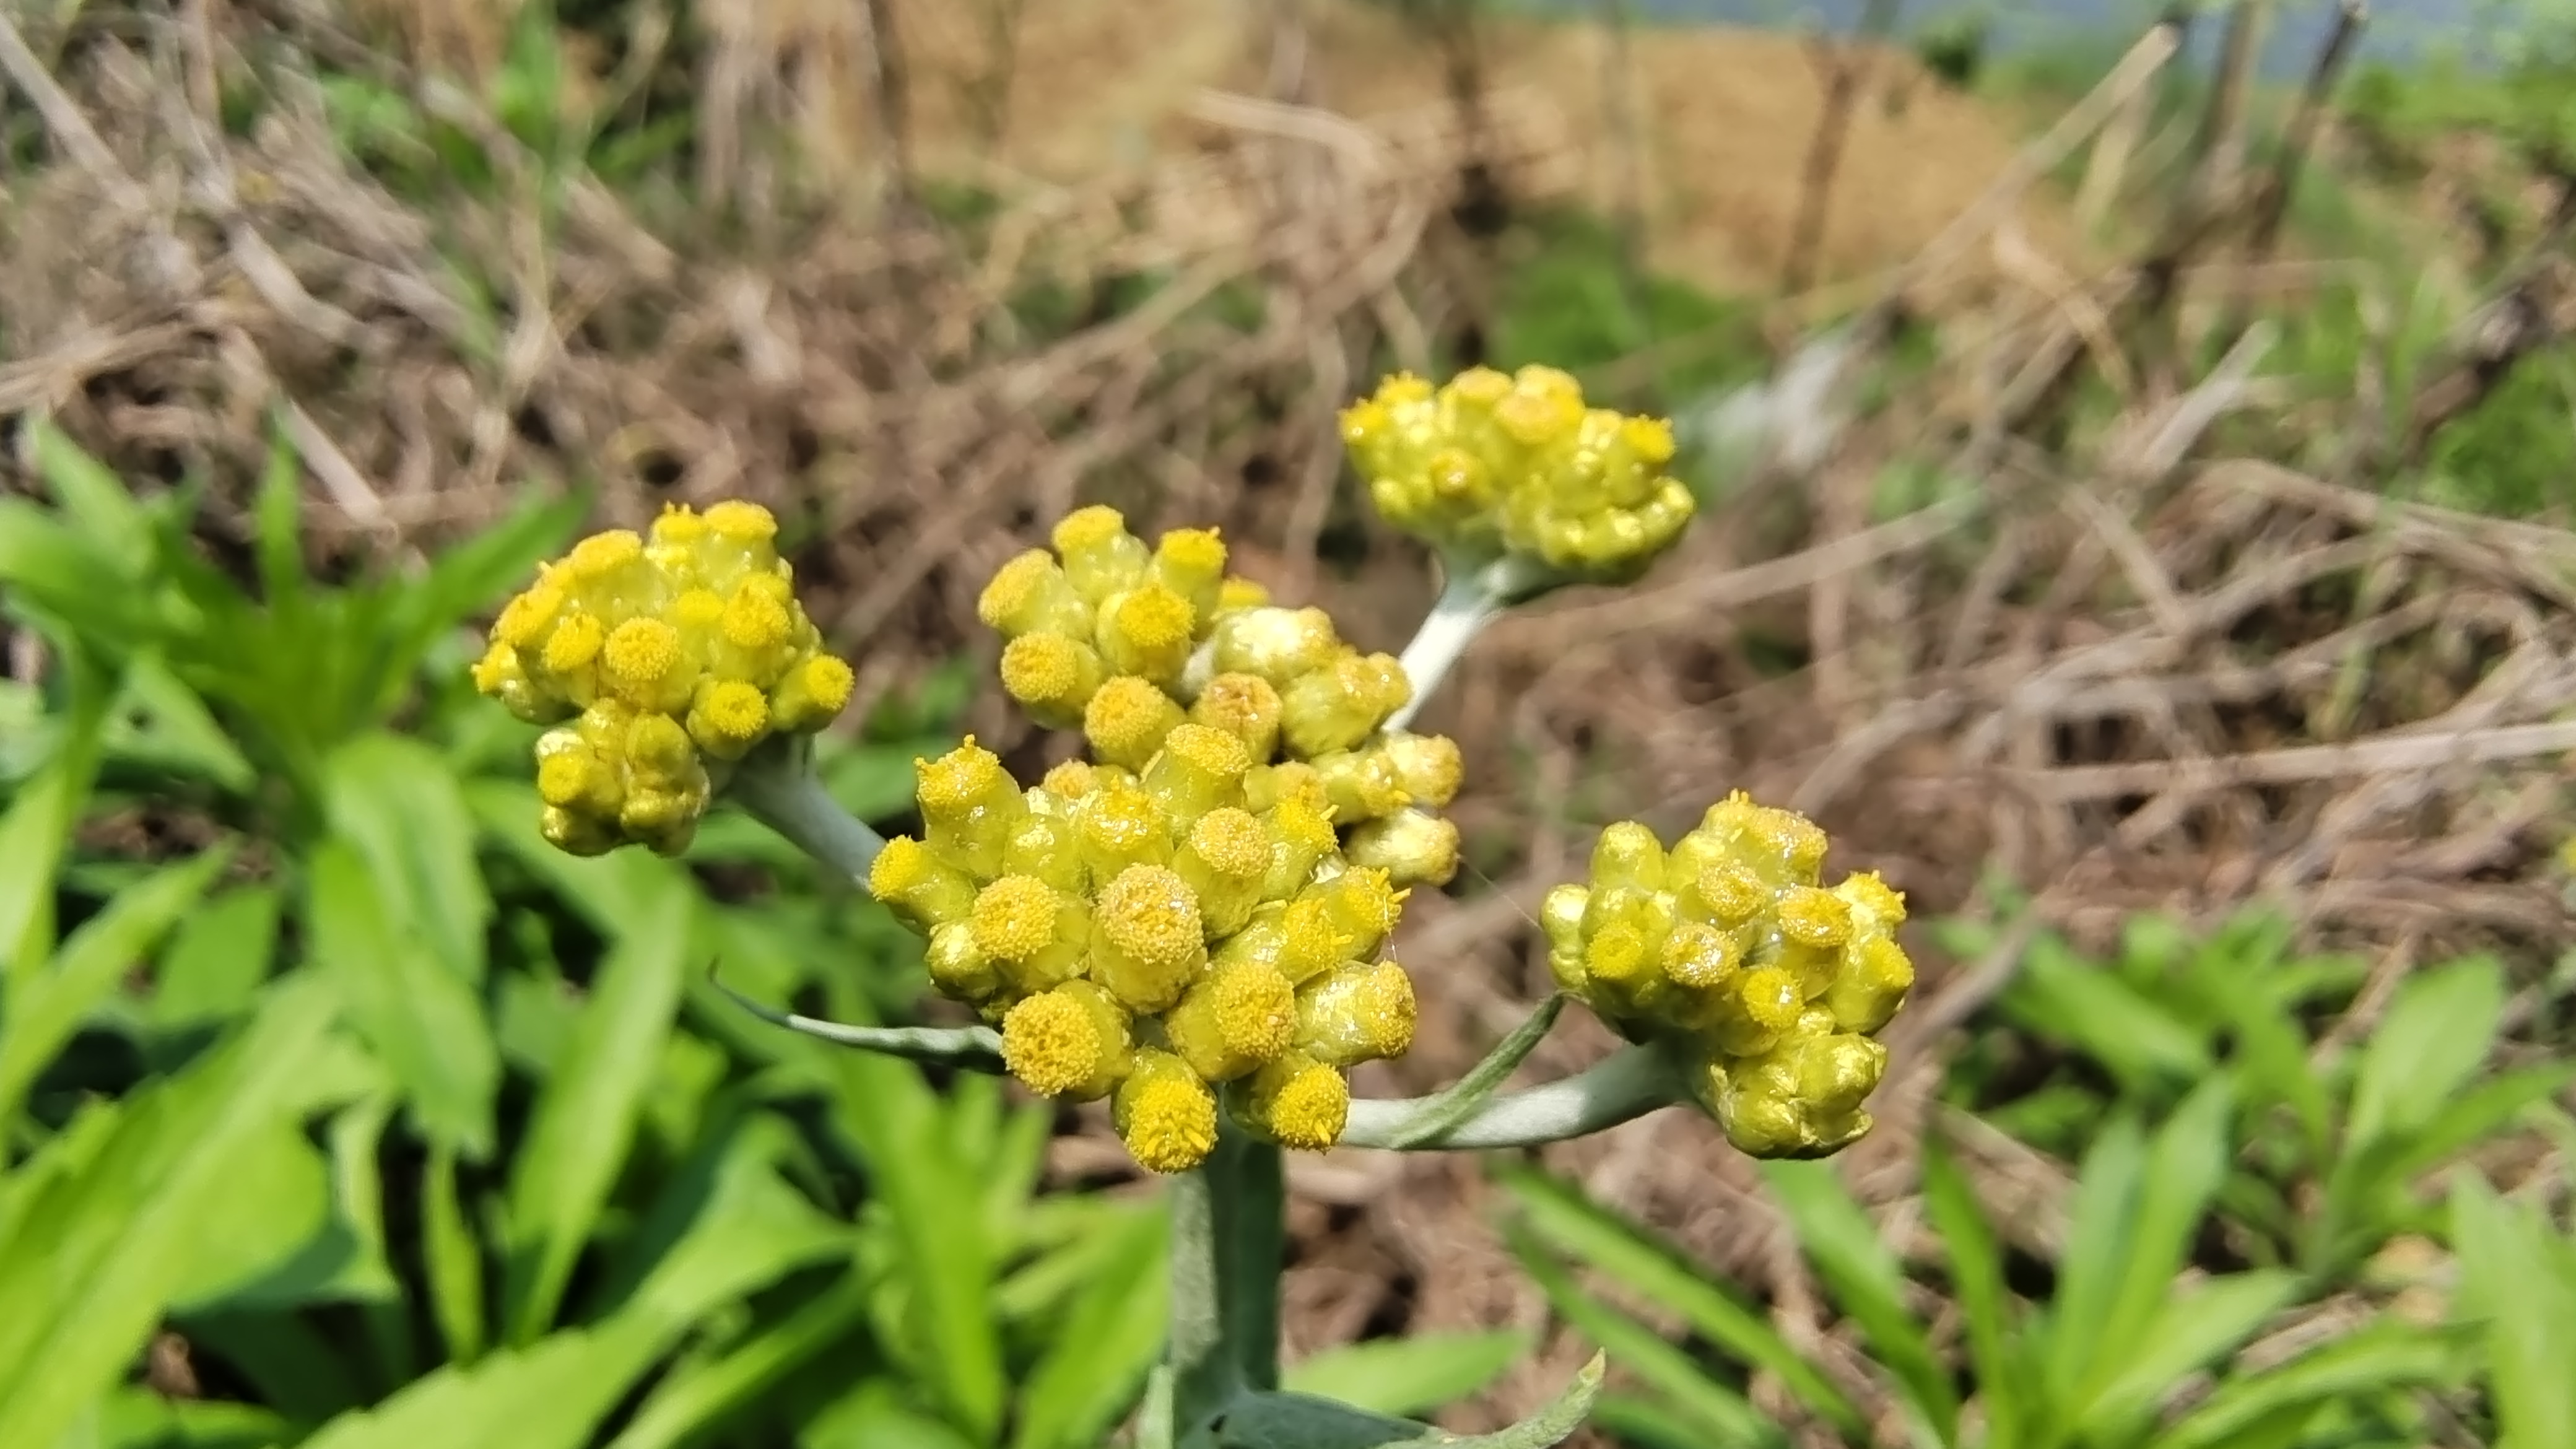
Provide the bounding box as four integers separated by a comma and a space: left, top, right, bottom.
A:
1341, 366, 1697, 585
1541, 792, 1914, 1159
473, 502, 850, 856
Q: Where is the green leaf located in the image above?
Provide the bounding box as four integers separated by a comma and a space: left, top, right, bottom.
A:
0, 671, 110, 985
163, 1120, 334, 1314
2343, 957, 2504, 1155
2002, 936, 2213, 1092
92, 1386, 292, 1449
606, 1279, 871, 1449
251, 420, 307, 616
0, 497, 161, 646
305, 838, 499, 1157
424, 1142, 488, 1365
1283, 1331, 1531, 1421
1920, 1137, 2025, 1446
0, 978, 337, 1449
1208, 1353, 1606, 1449
2077, 1271, 2303, 1432
1760, 1159, 1959, 1443
1499, 1168, 1860, 1434
0, 845, 230, 1123
2160, 1320, 2473, 1449
2450, 1175, 2576, 1449
323, 733, 490, 986
2040, 1113, 2146, 1406
293, 1316, 669, 1449
1505, 1222, 1781, 1448
21, 419, 153, 577
607, 1118, 851, 1332
108, 654, 257, 791
827, 1053, 1007, 1442
1014, 1204, 1173, 1449
152, 885, 282, 1028
2086, 1079, 2235, 1396
502, 886, 690, 1343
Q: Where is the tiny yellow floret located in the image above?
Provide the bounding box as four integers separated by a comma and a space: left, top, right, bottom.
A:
971, 876, 1060, 964
704, 499, 778, 542
1001, 991, 1112, 1097
1097, 865, 1204, 970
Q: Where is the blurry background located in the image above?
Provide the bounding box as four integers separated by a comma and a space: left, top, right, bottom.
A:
5, 0, 2576, 1446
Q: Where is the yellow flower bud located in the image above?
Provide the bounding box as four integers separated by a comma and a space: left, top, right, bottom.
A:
1099, 584, 1198, 684
1164, 960, 1298, 1082
1002, 983, 1134, 1100
1042, 759, 1102, 801
1054, 505, 1151, 604
868, 836, 979, 933
1541, 882, 1591, 995
1307, 749, 1411, 824
1212, 899, 1351, 988
494, 580, 567, 650
999, 633, 1104, 730
1150, 527, 1228, 621
1246, 761, 1331, 817
1177, 807, 1269, 939
926, 921, 1004, 1002
980, 549, 1090, 638
1236, 1053, 1350, 1151
1303, 866, 1404, 964
1344, 808, 1461, 889
1076, 781, 1172, 880
1710, 966, 1803, 1057
1701, 1032, 1886, 1159
1190, 672, 1285, 762
1084, 675, 1186, 772
1690, 861, 1771, 926
1377, 731, 1463, 810
534, 734, 620, 816
565, 529, 645, 586
916, 737, 1026, 877
768, 655, 854, 733
1590, 822, 1668, 894
1114, 1050, 1219, 1174
1001, 809, 1086, 895
1142, 723, 1251, 825
1211, 606, 1339, 683
1294, 959, 1417, 1067
1777, 886, 1856, 997
1280, 651, 1411, 759
971, 875, 1073, 970
687, 679, 772, 759
1216, 575, 1271, 612
542, 610, 607, 677
541, 805, 619, 856
1090, 864, 1208, 1012
603, 617, 690, 711
1825, 935, 1915, 1035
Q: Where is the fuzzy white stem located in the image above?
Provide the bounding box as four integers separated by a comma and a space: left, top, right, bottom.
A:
1339, 1042, 1684, 1150
726, 742, 888, 884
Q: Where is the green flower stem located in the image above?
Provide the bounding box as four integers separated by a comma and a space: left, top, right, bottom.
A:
1387, 554, 1554, 732
726, 741, 888, 882
705, 967, 1008, 1071
1338, 1042, 1684, 1151
1165, 1129, 1286, 1445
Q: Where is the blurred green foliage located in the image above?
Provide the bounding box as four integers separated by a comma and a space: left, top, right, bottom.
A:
0, 426, 1170, 1448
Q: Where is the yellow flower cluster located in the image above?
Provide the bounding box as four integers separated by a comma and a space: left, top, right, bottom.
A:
1339, 365, 1697, 584
978, 506, 1465, 892
1541, 794, 1914, 1159
869, 736, 1418, 1173
471, 502, 855, 856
